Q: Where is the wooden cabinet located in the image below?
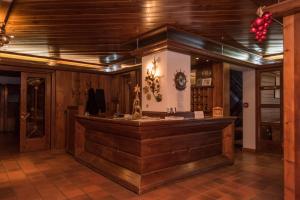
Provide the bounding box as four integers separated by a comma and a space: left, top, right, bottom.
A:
257, 68, 283, 154
191, 86, 213, 115
191, 62, 227, 116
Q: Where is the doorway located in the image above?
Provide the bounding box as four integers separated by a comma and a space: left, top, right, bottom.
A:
0, 71, 21, 154
257, 69, 282, 154
0, 70, 52, 154
230, 70, 243, 150
20, 72, 51, 152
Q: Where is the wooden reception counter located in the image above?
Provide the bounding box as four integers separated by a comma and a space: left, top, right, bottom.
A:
74, 115, 235, 194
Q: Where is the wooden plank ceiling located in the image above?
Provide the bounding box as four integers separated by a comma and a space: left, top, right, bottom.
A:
1, 0, 282, 65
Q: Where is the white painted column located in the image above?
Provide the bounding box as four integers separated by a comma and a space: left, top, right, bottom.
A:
243, 70, 256, 150
142, 50, 191, 112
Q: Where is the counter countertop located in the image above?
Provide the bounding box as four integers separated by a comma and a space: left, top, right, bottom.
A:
76, 115, 236, 127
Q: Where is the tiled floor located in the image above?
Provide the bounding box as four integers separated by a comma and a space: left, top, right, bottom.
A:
0, 149, 283, 200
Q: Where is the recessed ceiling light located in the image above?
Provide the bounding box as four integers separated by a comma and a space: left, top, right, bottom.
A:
264, 54, 283, 61
47, 60, 57, 66
105, 57, 110, 63
206, 59, 209, 62
195, 57, 199, 60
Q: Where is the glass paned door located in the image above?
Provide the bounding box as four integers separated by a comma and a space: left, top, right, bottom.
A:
20, 73, 51, 152
257, 69, 282, 154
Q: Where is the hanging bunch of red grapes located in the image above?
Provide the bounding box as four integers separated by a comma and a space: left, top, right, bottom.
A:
250, 11, 273, 43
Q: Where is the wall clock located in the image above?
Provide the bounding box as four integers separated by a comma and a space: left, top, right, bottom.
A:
174, 70, 187, 91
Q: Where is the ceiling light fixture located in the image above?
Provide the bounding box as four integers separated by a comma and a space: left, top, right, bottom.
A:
0, 25, 13, 47
263, 53, 283, 61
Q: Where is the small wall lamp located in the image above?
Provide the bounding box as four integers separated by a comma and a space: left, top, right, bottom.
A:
144, 57, 162, 102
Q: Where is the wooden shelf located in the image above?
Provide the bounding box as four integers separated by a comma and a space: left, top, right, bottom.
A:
191, 86, 213, 114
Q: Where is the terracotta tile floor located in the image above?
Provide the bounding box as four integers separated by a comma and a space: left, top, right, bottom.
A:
0, 150, 283, 200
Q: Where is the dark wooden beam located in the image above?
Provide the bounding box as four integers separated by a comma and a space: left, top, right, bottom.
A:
264, 0, 300, 17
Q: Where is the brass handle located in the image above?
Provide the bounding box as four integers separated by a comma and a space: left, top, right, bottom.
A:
20, 113, 30, 120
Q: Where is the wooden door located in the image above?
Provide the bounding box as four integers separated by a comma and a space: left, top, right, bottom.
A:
256, 68, 283, 154
20, 72, 51, 152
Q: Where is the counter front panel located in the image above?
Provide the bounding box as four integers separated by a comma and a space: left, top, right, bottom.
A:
74, 116, 235, 194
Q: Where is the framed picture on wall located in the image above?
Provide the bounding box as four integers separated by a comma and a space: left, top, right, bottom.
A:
201, 78, 212, 86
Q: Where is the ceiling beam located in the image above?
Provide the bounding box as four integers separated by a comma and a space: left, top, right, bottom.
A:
264, 0, 300, 17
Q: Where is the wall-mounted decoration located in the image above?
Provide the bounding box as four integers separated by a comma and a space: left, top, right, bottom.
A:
144, 57, 162, 102
132, 84, 142, 120
174, 70, 187, 91
201, 78, 212, 86
250, 6, 282, 43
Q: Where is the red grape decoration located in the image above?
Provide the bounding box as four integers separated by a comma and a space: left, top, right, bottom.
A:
250, 11, 273, 43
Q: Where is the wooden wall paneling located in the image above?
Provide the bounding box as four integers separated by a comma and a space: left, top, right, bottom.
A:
223, 63, 231, 116
55, 71, 75, 150
55, 71, 112, 150
110, 75, 121, 114
51, 71, 56, 150
89, 73, 99, 89
0, 85, 4, 132
78, 72, 89, 107
101, 74, 112, 114
70, 72, 80, 105
118, 74, 126, 113
212, 63, 224, 108
122, 73, 132, 114
110, 69, 142, 114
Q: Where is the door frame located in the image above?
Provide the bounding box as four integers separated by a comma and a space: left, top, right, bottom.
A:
20, 72, 51, 152
0, 64, 55, 151
255, 67, 283, 153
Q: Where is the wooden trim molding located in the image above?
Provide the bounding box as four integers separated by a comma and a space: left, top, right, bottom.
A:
0, 51, 107, 74
132, 39, 259, 69
264, 0, 300, 17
